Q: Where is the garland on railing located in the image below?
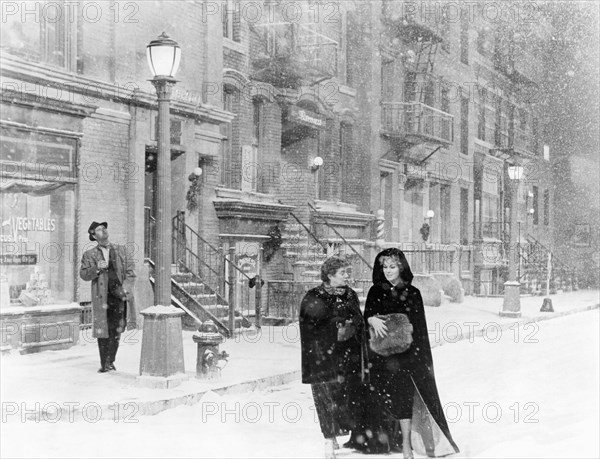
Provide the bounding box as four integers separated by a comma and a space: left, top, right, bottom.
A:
420, 223, 430, 242
186, 173, 202, 213
263, 225, 282, 262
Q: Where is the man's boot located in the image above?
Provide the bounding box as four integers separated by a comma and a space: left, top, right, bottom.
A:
97, 339, 109, 372
106, 337, 120, 371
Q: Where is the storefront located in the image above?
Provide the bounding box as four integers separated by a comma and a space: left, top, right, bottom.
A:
1, 121, 82, 353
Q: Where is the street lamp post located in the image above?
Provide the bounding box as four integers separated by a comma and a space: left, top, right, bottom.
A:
147, 32, 181, 306
138, 32, 187, 389
500, 164, 523, 317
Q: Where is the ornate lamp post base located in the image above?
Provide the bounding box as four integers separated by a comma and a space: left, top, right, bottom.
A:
137, 306, 188, 389
500, 281, 522, 318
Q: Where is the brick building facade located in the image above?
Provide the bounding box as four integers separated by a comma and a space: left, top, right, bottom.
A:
1, 1, 594, 349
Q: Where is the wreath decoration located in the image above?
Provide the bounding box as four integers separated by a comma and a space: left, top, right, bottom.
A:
263, 225, 282, 262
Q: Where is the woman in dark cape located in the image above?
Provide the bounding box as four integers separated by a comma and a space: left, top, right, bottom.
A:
300, 256, 369, 459
349, 248, 459, 458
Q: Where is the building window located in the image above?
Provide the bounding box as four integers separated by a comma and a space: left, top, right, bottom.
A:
460, 187, 469, 244
440, 184, 451, 243
476, 27, 494, 58
495, 98, 509, 148
543, 189, 550, 226
0, 0, 78, 70
460, 15, 469, 65
477, 88, 486, 141
346, 11, 357, 87
404, 71, 417, 102
508, 103, 515, 148
440, 10, 450, 53
381, 60, 394, 101
532, 186, 539, 225
242, 98, 263, 193
423, 79, 435, 107
533, 117, 539, 155
223, 0, 241, 42
222, 86, 237, 188
339, 123, 353, 202
460, 94, 469, 155
441, 86, 450, 114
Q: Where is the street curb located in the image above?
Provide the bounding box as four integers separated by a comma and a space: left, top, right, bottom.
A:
28, 303, 600, 422
429, 303, 600, 348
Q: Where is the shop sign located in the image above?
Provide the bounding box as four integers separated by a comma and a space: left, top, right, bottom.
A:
0, 254, 37, 265
0, 126, 77, 179
287, 106, 326, 130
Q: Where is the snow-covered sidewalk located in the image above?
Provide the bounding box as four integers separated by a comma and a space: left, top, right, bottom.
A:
1, 305, 598, 458
1, 289, 598, 423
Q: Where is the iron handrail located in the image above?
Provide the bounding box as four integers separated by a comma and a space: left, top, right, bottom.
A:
307, 202, 373, 271
172, 213, 254, 282
279, 200, 328, 251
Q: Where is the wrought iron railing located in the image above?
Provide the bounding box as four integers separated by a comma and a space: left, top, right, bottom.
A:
79, 302, 92, 330
172, 212, 263, 329
251, 22, 338, 84
144, 206, 155, 260
382, 102, 454, 144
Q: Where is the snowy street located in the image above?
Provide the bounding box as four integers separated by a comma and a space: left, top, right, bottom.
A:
2, 309, 598, 459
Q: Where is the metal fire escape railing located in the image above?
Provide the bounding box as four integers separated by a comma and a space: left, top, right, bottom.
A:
250, 22, 338, 86
381, 102, 454, 144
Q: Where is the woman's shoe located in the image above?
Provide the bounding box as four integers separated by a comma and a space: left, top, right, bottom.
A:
402, 444, 414, 459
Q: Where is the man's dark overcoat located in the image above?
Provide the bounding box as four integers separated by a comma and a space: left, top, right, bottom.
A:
80, 244, 136, 338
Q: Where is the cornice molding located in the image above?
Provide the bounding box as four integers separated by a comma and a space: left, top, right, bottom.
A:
0, 54, 234, 124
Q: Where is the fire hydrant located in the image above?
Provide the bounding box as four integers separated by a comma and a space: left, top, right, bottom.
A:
192, 320, 228, 379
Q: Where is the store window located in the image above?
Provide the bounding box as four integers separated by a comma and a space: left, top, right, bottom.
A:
1, 125, 78, 307
1, 183, 76, 306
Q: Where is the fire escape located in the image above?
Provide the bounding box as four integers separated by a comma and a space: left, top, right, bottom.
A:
380, 10, 454, 163
249, 22, 338, 89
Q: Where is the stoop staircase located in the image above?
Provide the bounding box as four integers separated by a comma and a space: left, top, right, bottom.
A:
279, 207, 371, 307
517, 234, 578, 295
145, 211, 251, 337
280, 222, 328, 283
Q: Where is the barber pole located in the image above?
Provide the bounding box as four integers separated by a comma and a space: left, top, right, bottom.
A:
376, 209, 385, 248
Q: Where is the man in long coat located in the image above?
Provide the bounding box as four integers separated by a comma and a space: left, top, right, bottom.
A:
80, 221, 136, 373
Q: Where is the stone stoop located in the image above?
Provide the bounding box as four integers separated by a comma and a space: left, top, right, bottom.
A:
281, 223, 327, 283
170, 272, 247, 332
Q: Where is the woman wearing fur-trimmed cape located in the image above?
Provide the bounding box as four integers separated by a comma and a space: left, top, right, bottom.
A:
347, 248, 459, 458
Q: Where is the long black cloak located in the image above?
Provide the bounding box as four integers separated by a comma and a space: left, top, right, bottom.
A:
299, 284, 369, 434
361, 248, 459, 457
299, 284, 368, 385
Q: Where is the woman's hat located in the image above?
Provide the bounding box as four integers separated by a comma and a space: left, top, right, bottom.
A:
88, 221, 108, 241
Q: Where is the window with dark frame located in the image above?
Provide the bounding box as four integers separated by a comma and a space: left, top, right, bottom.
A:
441, 86, 450, 114
478, 88, 486, 141
461, 93, 469, 155
533, 186, 539, 225
460, 187, 469, 245
222, 0, 241, 42
460, 15, 469, 65
340, 123, 353, 202
543, 189, 550, 226
222, 86, 236, 188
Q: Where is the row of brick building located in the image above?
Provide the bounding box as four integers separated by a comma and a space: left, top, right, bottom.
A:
1, 1, 597, 350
